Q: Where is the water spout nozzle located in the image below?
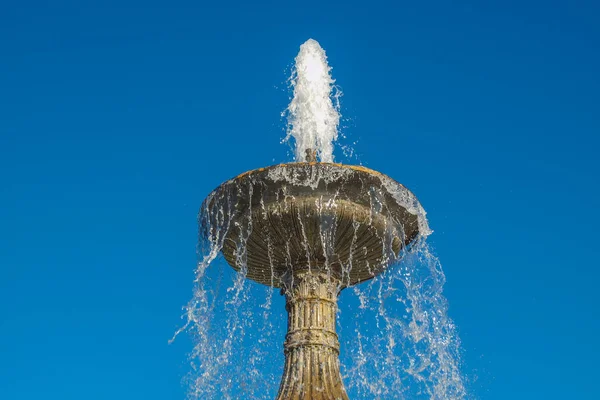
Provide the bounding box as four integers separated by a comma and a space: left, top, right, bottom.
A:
305, 148, 317, 163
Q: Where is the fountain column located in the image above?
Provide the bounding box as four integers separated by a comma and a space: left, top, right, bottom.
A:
205, 162, 423, 399
276, 271, 349, 400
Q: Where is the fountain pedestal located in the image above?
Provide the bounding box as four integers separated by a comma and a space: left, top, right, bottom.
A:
277, 271, 348, 400
202, 162, 424, 399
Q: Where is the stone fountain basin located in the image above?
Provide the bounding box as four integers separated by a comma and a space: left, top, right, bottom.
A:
201, 162, 425, 288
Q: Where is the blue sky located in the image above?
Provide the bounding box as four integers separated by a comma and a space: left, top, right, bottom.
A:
1, 1, 599, 399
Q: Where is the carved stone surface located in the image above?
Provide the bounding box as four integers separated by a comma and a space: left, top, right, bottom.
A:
276, 272, 348, 400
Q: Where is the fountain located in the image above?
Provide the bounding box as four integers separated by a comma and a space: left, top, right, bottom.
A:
183, 39, 464, 399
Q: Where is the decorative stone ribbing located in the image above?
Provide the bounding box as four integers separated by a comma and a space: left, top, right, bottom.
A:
208, 163, 420, 288
276, 272, 349, 400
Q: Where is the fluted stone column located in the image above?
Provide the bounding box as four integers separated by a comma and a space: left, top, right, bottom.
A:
276, 271, 349, 400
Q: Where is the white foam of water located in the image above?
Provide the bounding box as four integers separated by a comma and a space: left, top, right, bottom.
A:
284, 39, 341, 162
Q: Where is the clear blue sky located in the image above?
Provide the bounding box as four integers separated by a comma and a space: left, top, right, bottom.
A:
1, 1, 598, 399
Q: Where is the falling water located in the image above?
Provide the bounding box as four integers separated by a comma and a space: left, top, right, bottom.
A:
338, 240, 466, 398
175, 39, 467, 399
284, 39, 341, 162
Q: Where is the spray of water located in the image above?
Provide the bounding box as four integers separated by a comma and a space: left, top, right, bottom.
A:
339, 239, 466, 399
284, 39, 341, 162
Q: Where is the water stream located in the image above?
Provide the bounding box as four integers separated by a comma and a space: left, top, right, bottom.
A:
284, 39, 341, 163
